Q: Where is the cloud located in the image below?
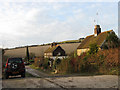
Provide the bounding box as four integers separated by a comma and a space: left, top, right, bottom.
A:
0, 0, 119, 2
0, 2, 118, 48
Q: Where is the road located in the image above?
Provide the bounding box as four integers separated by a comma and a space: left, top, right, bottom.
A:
2, 66, 119, 89
2, 76, 61, 88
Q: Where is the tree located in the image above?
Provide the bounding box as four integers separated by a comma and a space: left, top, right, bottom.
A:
88, 43, 98, 54
26, 46, 29, 62
105, 32, 119, 49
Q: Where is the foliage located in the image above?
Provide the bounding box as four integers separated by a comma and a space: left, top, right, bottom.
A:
29, 53, 36, 59
42, 58, 49, 69
56, 47, 119, 75
88, 43, 98, 54
74, 51, 77, 58
55, 59, 61, 65
56, 57, 73, 74
32, 46, 119, 75
103, 32, 119, 49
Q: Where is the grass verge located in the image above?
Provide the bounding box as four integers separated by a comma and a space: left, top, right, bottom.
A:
29, 64, 51, 74
29, 64, 105, 77
25, 72, 35, 77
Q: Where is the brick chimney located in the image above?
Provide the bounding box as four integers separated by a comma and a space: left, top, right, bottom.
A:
51, 42, 57, 47
94, 25, 101, 36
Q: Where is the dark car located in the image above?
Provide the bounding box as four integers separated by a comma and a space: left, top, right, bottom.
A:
4, 57, 25, 79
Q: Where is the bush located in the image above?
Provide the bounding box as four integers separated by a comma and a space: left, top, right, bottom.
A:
103, 32, 119, 49
80, 62, 89, 72
34, 57, 43, 67
89, 63, 99, 72
56, 57, 73, 74
46, 47, 119, 75
55, 59, 61, 65
43, 58, 49, 69
109, 67, 118, 75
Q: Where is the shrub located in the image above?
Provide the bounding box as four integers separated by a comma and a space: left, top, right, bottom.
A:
109, 67, 118, 75
34, 57, 44, 67
29, 53, 36, 59
55, 58, 61, 65
89, 63, 99, 72
53, 47, 119, 75
43, 58, 49, 69
103, 32, 119, 49
56, 57, 73, 74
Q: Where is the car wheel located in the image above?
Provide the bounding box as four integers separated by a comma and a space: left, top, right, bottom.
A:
21, 73, 25, 78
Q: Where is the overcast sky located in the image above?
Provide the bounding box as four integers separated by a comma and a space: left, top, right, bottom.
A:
0, 1, 118, 48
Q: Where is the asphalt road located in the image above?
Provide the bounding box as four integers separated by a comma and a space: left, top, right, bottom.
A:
2, 66, 63, 89
1, 66, 119, 89
2, 66, 65, 89
2, 76, 62, 88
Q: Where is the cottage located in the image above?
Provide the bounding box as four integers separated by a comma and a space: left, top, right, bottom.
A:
44, 42, 66, 60
77, 25, 113, 56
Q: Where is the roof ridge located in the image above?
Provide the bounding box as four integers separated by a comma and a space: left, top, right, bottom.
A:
44, 45, 58, 53
86, 34, 94, 38
101, 30, 113, 33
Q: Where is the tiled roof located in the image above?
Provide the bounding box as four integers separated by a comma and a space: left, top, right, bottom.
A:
44, 46, 59, 53
58, 43, 80, 54
77, 30, 113, 49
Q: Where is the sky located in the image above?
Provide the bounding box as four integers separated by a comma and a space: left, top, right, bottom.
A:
0, 1, 118, 48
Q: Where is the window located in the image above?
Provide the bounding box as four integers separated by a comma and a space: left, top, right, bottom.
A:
57, 52, 61, 56
8, 58, 23, 63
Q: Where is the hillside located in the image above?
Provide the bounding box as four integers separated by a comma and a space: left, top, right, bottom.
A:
4, 38, 83, 58
4, 43, 81, 58
57, 38, 84, 44
5, 38, 84, 50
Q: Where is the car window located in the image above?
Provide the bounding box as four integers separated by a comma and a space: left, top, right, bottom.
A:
8, 58, 23, 63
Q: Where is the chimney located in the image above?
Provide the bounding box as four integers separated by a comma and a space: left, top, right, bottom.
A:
94, 25, 101, 36
51, 42, 57, 47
